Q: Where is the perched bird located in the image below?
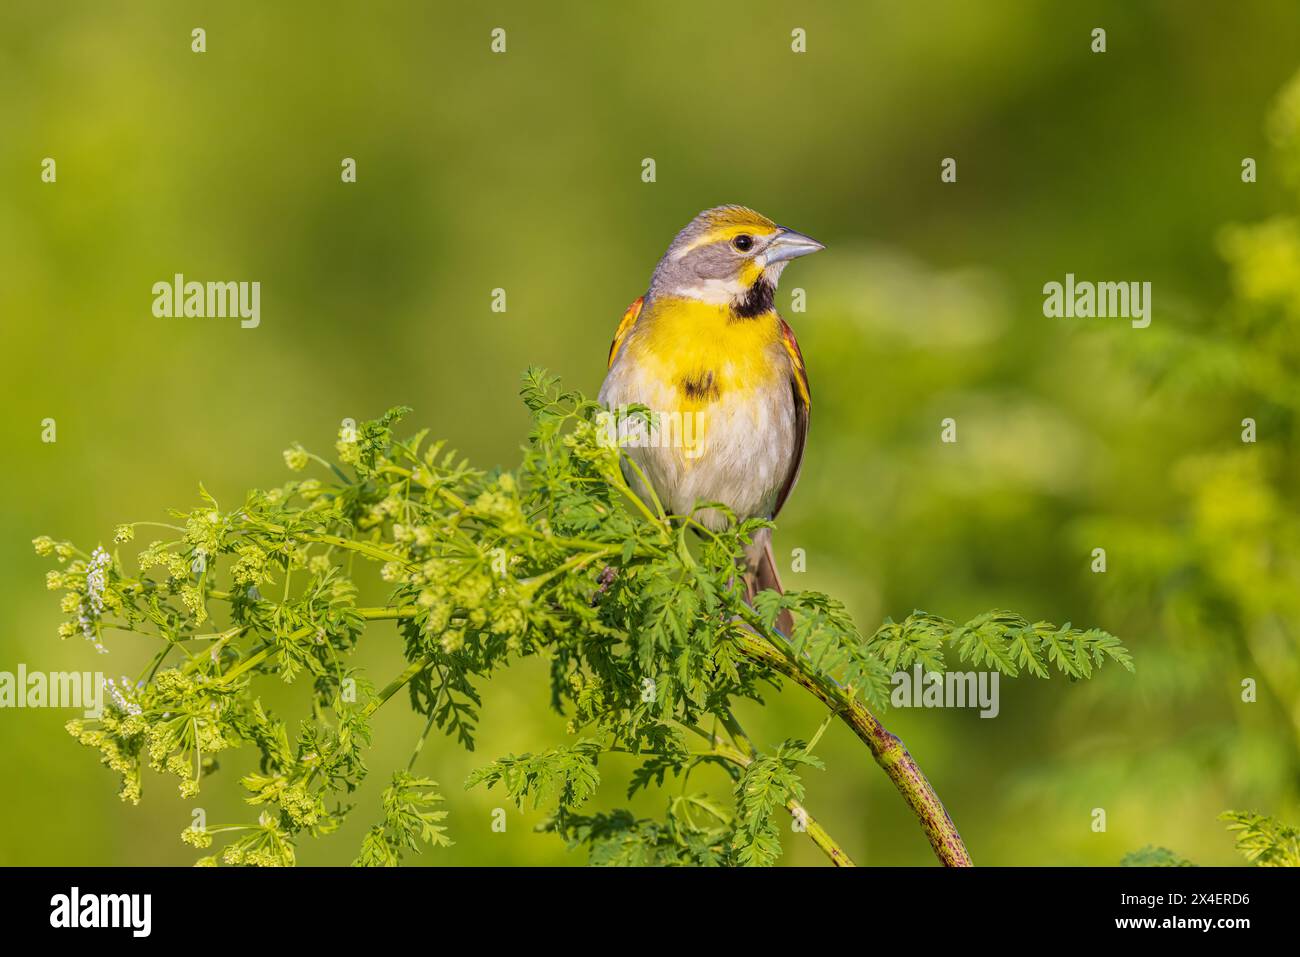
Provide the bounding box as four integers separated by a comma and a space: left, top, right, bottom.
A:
599, 205, 823, 631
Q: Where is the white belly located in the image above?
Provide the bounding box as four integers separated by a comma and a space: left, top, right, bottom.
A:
598, 364, 797, 529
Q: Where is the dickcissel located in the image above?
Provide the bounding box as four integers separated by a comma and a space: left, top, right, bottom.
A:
599, 205, 823, 629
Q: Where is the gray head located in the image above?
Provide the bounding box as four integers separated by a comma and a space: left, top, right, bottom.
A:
647, 205, 824, 315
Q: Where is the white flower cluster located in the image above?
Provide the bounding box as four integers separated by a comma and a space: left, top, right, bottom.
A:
78, 546, 112, 654
103, 675, 143, 716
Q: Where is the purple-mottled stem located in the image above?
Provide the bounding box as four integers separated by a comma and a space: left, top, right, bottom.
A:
733, 627, 973, 867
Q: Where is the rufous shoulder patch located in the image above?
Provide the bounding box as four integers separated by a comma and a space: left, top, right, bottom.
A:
608, 296, 644, 368
779, 317, 811, 409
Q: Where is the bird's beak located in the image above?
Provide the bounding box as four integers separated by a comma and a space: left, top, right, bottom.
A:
764, 228, 825, 264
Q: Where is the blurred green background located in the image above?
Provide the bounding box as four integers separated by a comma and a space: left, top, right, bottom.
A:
4, 0, 1300, 866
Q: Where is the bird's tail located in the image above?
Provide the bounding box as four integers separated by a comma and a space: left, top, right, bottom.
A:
744, 530, 795, 637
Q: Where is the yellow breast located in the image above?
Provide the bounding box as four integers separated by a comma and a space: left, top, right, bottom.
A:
626, 296, 784, 411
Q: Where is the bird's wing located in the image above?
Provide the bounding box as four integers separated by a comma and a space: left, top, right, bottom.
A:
773, 316, 811, 518
607, 296, 644, 368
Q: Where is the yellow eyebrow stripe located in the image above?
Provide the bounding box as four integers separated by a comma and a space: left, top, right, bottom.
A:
674, 223, 778, 258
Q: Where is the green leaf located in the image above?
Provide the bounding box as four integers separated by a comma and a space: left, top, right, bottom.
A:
1221, 810, 1300, 866
1121, 845, 1196, 867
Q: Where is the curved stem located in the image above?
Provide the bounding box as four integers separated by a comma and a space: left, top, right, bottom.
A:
731, 625, 973, 867
408, 664, 450, 771
210, 641, 284, 685
300, 533, 411, 567
707, 737, 856, 867
362, 652, 434, 719
789, 798, 855, 867
614, 454, 669, 532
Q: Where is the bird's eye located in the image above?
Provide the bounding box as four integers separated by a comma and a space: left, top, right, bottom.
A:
732, 234, 754, 252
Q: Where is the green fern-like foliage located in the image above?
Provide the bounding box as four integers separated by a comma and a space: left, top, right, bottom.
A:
549, 804, 731, 866
36, 371, 1130, 866
1221, 810, 1300, 866
354, 772, 452, 866
731, 741, 824, 867
1122, 810, 1300, 867
864, 609, 1133, 681
466, 741, 604, 811
1120, 845, 1195, 867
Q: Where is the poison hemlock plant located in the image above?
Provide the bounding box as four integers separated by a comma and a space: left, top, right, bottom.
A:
36, 370, 1131, 866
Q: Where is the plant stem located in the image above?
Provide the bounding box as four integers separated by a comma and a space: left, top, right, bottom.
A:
731, 625, 973, 867
360, 605, 420, 620
362, 653, 434, 718
521, 547, 617, 592
789, 798, 856, 867
210, 641, 284, 685
709, 739, 856, 867
718, 708, 756, 759
301, 533, 411, 567
408, 664, 449, 771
